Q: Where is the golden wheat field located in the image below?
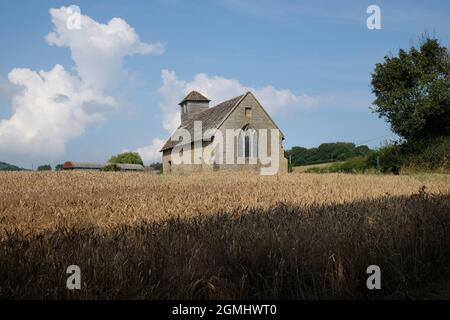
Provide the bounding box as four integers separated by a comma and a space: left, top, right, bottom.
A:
1, 171, 449, 235
1, 171, 450, 299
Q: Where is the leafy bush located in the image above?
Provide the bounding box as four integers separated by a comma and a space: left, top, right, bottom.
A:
374, 137, 450, 173
101, 164, 120, 172
304, 136, 449, 175
402, 136, 450, 171
306, 157, 375, 174
149, 162, 163, 172
109, 152, 143, 165
37, 165, 52, 171
377, 144, 402, 174
286, 142, 373, 166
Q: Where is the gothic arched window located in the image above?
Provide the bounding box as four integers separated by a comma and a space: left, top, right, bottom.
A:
238, 126, 257, 159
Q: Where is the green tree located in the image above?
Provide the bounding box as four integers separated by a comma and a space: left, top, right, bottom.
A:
109, 152, 144, 165
101, 164, 121, 172
285, 146, 309, 166
55, 164, 63, 171
37, 165, 52, 171
371, 37, 450, 141
285, 143, 372, 166
149, 162, 163, 171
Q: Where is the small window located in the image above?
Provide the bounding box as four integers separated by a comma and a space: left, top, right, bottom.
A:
244, 135, 250, 157
183, 104, 187, 113
245, 107, 252, 119
238, 128, 257, 158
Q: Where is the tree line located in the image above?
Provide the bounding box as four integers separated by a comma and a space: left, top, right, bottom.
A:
285, 143, 372, 167
293, 36, 449, 174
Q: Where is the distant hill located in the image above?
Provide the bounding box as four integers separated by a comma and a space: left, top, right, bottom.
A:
0, 161, 24, 171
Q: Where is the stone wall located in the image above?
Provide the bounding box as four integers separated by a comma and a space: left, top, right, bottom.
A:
215, 93, 288, 173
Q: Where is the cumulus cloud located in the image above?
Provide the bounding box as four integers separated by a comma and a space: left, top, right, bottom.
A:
1, 65, 115, 156
135, 138, 165, 163
0, 6, 163, 157
46, 7, 164, 91
134, 69, 320, 163
159, 69, 320, 134
0, 78, 19, 100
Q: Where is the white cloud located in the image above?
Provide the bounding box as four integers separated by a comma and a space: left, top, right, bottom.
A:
1, 65, 115, 156
0, 6, 163, 157
134, 69, 320, 163
135, 138, 165, 163
159, 69, 320, 134
0, 78, 18, 100
136, 70, 373, 163
46, 7, 164, 92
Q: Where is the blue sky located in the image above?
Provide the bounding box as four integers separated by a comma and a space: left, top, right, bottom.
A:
0, 0, 449, 168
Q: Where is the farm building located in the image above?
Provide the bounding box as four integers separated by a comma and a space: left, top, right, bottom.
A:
160, 91, 288, 174
62, 162, 145, 172
114, 163, 146, 171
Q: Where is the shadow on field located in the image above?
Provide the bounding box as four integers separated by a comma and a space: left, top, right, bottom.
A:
1, 191, 449, 299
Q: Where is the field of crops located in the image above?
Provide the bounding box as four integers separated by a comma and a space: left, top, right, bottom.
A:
292, 161, 343, 172
1, 171, 449, 299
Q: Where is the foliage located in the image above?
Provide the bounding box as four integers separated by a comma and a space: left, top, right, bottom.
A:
365, 137, 450, 174
37, 165, 52, 171
305, 136, 449, 174
109, 152, 143, 165
392, 136, 449, 172
0, 161, 23, 171
306, 156, 376, 174
55, 164, 63, 171
286, 142, 372, 166
149, 162, 163, 172
376, 144, 402, 174
371, 37, 450, 141
101, 164, 121, 172
0, 172, 449, 299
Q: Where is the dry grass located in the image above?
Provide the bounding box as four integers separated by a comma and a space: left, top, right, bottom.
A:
292, 161, 344, 172
0, 171, 449, 299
